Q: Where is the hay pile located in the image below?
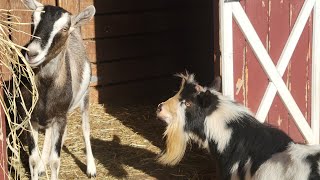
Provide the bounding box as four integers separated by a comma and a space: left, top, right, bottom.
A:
0, 8, 38, 179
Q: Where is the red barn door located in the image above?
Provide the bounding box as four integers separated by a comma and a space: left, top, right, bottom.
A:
220, 0, 320, 144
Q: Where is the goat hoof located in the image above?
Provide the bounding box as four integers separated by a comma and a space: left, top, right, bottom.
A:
87, 172, 96, 178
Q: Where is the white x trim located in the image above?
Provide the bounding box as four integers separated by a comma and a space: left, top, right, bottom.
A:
220, 0, 320, 144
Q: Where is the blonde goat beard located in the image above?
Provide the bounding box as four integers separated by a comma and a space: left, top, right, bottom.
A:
157, 119, 188, 166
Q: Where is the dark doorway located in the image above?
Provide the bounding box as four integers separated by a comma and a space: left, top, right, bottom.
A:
90, 0, 219, 105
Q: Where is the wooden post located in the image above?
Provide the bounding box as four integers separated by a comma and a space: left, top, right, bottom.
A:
311, 0, 320, 144
220, 0, 235, 99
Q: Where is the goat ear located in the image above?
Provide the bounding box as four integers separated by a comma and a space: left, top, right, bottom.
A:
197, 90, 213, 108
71, 5, 96, 29
211, 76, 221, 91
23, 0, 43, 10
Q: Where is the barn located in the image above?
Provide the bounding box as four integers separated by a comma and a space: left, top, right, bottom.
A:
0, 0, 319, 179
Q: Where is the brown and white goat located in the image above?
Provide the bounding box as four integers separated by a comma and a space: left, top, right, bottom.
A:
18, 0, 96, 179
156, 73, 320, 180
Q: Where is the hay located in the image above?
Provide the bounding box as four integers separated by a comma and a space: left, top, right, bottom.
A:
0, 8, 38, 180
17, 103, 217, 179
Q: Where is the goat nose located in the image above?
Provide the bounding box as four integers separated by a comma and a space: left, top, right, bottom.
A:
157, 103, 163, 112
27, 51, 39, 59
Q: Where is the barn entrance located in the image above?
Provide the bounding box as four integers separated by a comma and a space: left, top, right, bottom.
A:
89, 0, 220, 105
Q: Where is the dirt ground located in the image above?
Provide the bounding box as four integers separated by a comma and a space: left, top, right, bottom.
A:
16, 103, 218, 180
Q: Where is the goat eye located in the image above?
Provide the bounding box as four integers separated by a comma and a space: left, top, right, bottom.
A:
61, 27, 68, 32
185, 101, 191, 107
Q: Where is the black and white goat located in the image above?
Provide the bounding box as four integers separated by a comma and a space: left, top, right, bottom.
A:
156, 73, 320, 180
18, 0, 96, 179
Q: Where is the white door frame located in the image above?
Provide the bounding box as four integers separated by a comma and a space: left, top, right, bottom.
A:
219, 0, 320, 144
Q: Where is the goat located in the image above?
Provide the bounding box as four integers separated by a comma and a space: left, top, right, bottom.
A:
156, 73, 320, 180
18, 0, 96, 179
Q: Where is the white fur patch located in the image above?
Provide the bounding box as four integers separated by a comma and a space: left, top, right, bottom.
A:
288, 143, 320, 159
244, 158, 252, 179
253, 143, 319, 180
69, 61, 91, 112
204, 90, 251, 153
188, 132, 209, 150
32, 6, 44, 34
230, 162, 240, 180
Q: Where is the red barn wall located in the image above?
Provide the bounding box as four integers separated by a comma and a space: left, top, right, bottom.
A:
0, 94, 7, 180
233, 0, 313, 143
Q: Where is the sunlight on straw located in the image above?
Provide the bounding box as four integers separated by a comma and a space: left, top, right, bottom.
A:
0, 9, 39, 179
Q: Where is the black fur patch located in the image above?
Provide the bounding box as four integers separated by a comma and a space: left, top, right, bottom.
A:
215, 115, 293, 179
305, 153, 320, 180
54, 119, 67, 157
184, 90, 219, 141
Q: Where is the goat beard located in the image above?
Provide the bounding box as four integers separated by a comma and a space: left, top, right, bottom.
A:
157, 119, 187, 166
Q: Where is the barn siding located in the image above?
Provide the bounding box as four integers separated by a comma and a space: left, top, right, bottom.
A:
233, 0, 313, 142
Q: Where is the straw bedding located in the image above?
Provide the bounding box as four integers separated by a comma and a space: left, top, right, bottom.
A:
16, 103, 217, 180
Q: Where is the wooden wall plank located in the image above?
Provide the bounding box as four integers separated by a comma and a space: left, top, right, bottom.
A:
80, 0, 206, 15
1, 0, 12, 82
267, 0, 290, 134
233, 1, 246, 105
91, 55, 184, 86
288, 0, 311, 143
9, 0, 32, 46
58, 0, 79, 14
90, 51, 214, 87
245, 0, 269, 115
82, 11, 186, 39
40, 0, 56, 6
84, 32, 190, 63
307, 7, 313, 143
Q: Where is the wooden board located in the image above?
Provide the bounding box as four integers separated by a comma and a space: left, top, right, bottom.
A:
80, 0, 207, 15
233, 1, 246, 105
8, 0, 32, 46
288, 0, 312, 143
91, 55, 185, 86
85, 32, 199, 63
58, 0, 79, 14
82, 11, 186, 39
246, 0, 269, 116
